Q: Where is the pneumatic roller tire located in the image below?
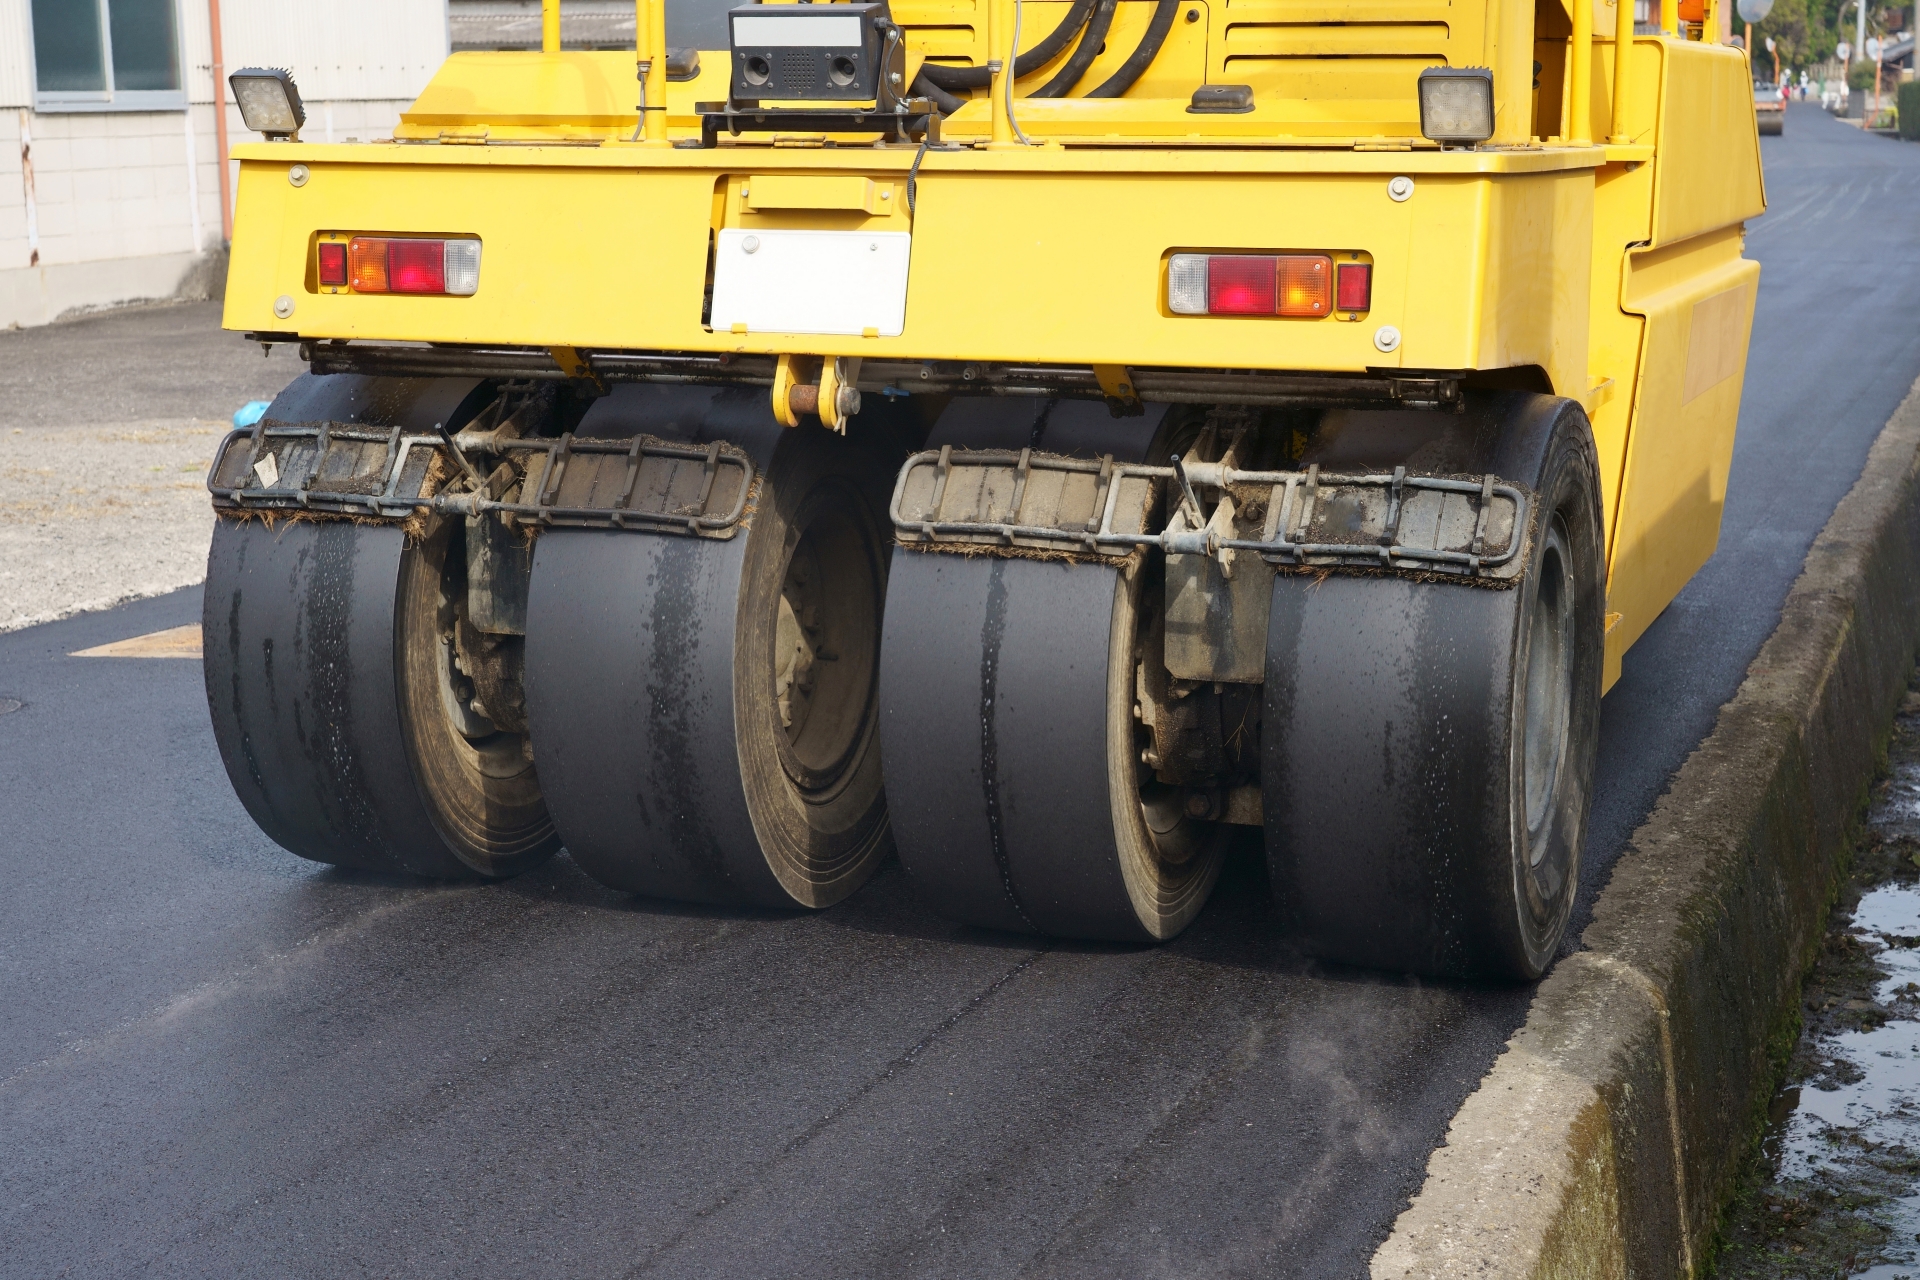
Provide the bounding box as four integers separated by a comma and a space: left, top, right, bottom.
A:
879, 400, 1226, 942
521, 386, 896, 908
1262, 394, 1605, 979
204, 374, 559, 879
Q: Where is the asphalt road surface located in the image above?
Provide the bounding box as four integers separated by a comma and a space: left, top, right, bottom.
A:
4, 105, 1917, 1279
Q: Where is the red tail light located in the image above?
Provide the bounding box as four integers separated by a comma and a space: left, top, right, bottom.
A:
387, 239, 445, 294
1207, 256, 1278, 315
316, 241, 347, 288
1336, 263, 1373, 313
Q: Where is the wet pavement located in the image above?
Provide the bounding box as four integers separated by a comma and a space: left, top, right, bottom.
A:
1715, 694, 1920, 1278
3, 104, 1920, 1278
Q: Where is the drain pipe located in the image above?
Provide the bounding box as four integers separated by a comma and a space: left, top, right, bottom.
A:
208, 0, 232, 245
19, 111, 39, 268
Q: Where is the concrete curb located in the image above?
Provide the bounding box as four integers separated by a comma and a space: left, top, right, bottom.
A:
1372, 378, 1920, 1280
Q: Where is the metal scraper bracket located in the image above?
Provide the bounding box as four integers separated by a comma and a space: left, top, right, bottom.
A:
890, 448, 1530, 580
206, 420, 756, 537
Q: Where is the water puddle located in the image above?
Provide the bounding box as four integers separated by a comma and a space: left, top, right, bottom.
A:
1715, 699, 1920, 1278
1753, 883, 1920, 1277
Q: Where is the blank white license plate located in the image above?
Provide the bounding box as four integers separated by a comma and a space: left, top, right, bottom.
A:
708, 229, 911, 338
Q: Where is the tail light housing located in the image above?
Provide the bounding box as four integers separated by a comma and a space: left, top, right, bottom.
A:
316, 235, 482, 296
1168, 253, 1346, 318
1417, 67, 1495, 146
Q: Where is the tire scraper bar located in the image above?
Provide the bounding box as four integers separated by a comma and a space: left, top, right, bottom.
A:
206, 421, 755, 537
889, 448, 1530, 579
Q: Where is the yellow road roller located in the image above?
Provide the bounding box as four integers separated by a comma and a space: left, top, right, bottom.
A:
205, 0, 1764, 978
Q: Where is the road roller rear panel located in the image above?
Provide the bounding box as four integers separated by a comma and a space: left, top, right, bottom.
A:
206, 0, 1763, 978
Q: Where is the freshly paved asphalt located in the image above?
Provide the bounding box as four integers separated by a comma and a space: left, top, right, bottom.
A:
3, 105, 1916, 1278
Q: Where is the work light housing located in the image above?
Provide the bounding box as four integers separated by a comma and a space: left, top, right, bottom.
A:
1417, 67, 1495, 146
230, 68, 306, 141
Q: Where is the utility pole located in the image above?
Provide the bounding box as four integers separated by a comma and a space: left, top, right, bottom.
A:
209, 0, 231, 245
1858, 0, 1869, 84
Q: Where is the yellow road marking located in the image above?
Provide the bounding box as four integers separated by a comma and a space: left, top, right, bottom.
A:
71, 625, 203, 659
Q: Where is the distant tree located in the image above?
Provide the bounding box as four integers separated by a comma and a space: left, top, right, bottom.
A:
1754, 0, 1830, 66
1752, 0, 1905, 71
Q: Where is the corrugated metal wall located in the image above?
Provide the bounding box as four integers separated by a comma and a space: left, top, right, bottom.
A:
179, 0, 448, 102
0, 0, 448, 108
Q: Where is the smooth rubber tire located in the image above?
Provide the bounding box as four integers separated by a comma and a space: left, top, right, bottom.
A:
1262, 393, 1605, 978
879, 399, 1225, 941
203, 373, 559, 879
522, 386, 896, 908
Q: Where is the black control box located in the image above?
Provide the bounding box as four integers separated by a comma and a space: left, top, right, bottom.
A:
728, 2, 896, 102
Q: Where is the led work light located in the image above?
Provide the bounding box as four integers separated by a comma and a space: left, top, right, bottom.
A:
230, 68, 306, 141
1417, 67, 1495, 146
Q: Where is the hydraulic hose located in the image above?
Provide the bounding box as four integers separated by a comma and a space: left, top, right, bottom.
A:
1030, 0, 1117, 97
910, 69, 968, 114
1085, 0, 1179, 97
917, 0, 1096, 90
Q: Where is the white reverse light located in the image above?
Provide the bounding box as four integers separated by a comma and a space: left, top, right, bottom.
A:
1167, 255, 1209, 315
442, 240, 481, 296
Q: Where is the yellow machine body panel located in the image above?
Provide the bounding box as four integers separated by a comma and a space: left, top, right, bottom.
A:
226, 150, 1597, 384
222, 17, 1764, 690
1592, 39, 1765, 681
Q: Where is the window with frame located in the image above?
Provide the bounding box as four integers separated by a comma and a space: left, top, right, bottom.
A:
30, 0, 184, 110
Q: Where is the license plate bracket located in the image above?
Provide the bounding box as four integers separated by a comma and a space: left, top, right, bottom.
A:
708, 228, 910, 338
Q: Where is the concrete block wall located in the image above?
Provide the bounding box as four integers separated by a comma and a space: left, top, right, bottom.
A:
0, 101, 411, 329
0, 0, 442, 329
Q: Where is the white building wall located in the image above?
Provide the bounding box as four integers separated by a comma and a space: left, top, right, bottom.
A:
0, 0, 447, 329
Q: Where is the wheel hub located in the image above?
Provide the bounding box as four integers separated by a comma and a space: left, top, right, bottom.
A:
770, 493, 881, 797
1522, 517, 1576, 865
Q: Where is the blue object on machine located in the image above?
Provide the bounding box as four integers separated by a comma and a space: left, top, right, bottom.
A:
233, 401, 271, 428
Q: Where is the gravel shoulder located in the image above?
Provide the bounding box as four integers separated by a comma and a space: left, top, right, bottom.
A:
0, 419, 228, 630
0, 302, 300, 632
